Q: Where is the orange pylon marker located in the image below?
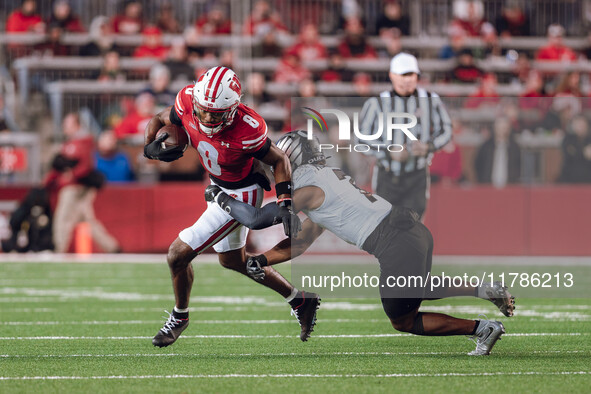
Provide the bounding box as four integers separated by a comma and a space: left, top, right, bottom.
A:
75, 222, 92, 254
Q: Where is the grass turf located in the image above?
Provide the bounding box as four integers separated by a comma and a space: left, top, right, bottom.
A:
0, 260, 589, 393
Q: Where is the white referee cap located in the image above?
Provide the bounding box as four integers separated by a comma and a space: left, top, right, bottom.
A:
390, 52, 420, 75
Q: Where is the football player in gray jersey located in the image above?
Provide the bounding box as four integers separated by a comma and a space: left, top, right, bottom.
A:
205, 130, 515, 355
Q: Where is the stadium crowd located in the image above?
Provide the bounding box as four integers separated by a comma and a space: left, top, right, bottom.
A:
1, 0, 591, 186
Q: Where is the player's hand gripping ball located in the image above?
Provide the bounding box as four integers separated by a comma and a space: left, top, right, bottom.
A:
144, 124, 188, 162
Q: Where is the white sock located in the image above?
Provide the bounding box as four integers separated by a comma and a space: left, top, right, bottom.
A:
285, 288, 299, 303
174, 306, 189, 314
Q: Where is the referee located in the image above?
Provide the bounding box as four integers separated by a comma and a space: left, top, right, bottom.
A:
358, 52, 452, 217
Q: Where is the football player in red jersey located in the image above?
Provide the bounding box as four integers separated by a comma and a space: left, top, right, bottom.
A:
144, 67, 320, 346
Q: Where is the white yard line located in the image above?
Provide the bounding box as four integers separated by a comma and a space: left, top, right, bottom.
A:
0, 333, 586, 340
0, 350, 586, 359
0, 372, 589, 381
1, 254, 590, 266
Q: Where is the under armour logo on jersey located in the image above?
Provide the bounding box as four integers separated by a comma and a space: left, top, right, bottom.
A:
189, 122, 197, 129
221, 141, 230, 148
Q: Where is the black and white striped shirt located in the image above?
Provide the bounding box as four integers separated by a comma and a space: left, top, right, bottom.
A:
358, 87, 452, 176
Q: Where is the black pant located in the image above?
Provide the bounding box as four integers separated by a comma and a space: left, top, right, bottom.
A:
375, 167, 428, 217
363, 210, 434, 320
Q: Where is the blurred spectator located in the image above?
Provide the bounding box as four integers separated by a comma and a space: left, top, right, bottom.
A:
112, 0, 143, 34
6, 0, 44, 33
298, 78, 317, 98
274, 51, 311, 83
33, 23, 69, 56
133, 27, 169, 60
352, 72, 372, 97
80, 16, 119, 57
429, 138, 463, 185
376, 0, 410, 35
286, 24, 327, 62
245, 72, 272, 109
243, 0, 288, 36
452, 48, 484, 83
512, 52, 531, 84
559, 115, 591, 183
155, 2, 181, 34
378, 27, 403, 59
113, 93, 155, 139
554, 71, 582, 97
97, 50, 126, 82
195, 6, 232, 35
337, 18, 377, 59
481, 22, 502, 58
519, 70, 549, 113
252, 29, 283, 57
451, 0, 487, 37
164, 38, 195, 81
0, 95, 19, 132
44, 112, 119, 253
582, 31, 591, 60
474, 116, 521, 187
495, 0, 530, 37
47, 0, 85, 33
95, 131, 134, 182
140, 64, 175, 107
320, 51, 353, 82
219, 48, 235, 69
536, 24, 577, 62
464, 73, 501, 109
439, 24, 466, 59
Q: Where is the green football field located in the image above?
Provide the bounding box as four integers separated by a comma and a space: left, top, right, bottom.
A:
0, 258, 590, 393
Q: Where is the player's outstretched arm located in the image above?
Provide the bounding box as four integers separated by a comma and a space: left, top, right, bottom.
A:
264, 218, 325, 265
246, 218, 324, 281
204, 185, 282, 230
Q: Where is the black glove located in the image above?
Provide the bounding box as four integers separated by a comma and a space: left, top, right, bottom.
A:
144, 132, 185, 162
274, 198, 301, 237
204, 185, 223, 202
246, 254, 267, 281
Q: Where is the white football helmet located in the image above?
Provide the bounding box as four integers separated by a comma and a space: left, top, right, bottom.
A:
192, 66, 242, 135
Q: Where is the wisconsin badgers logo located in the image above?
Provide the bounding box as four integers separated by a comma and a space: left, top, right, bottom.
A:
229, 75, 241, 95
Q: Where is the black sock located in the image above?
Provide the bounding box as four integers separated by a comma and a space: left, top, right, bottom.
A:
172, 309, 189, 319
289, 292, 304, 309
471, 320, 480, 335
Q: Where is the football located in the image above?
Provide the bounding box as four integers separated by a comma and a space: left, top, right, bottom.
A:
156, 124, 189, 151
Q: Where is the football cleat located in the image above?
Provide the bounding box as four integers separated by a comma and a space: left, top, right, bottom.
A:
479, 281, 515, 317
152, 310, 189, 348
468, 319, 505, 356
290, 291, 321, 342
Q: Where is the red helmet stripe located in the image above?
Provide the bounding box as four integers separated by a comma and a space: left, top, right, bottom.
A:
205, 67, 223, 102
211, 67, 231, 103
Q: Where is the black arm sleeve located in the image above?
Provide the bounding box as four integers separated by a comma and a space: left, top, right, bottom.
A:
169, 106, 183, 126
217, 193, 279, 229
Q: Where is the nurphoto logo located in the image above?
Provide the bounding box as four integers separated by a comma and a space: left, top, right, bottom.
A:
302, 107, 418, 153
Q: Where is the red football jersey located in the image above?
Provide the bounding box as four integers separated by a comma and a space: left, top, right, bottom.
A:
174, 85, 268, 183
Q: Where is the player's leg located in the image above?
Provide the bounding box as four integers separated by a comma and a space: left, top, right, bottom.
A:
419, 226, 515, 316
381, 225, 505, 354
152, 197, 238, 348
215, 209, 321, 341
167, 237, 198, 310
